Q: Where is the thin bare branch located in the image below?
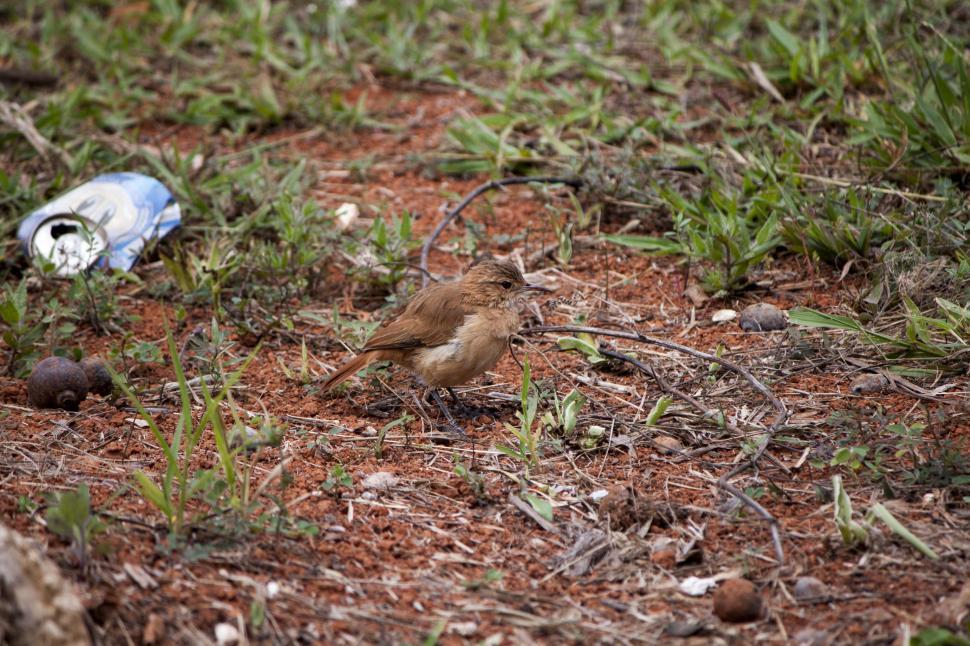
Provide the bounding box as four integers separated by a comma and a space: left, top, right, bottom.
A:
419, 176, 582, 287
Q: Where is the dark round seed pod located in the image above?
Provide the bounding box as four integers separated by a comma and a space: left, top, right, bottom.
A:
27, 357, 89, 411
80, 357, 113, 396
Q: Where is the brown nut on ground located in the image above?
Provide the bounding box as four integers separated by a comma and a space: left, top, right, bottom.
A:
739, 303, 787, 332
713, 578, 763, 623
80, 357, 113, 396
27, 356, 89, 411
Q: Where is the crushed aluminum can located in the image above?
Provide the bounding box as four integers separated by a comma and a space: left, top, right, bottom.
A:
17, 172, 181, 277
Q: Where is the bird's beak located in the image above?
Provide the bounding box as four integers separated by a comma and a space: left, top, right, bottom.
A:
521, 283, 553, 293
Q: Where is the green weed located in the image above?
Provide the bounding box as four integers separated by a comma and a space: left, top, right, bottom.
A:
115, 327, 260, 544
45, 483, 106, 568
496, 356, 543, 469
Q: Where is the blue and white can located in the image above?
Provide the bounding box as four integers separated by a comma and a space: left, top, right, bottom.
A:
17, 172, 181, 276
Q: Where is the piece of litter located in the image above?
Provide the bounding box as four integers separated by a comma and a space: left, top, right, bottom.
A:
679, 575, 718, 596
18, 173, 180, 276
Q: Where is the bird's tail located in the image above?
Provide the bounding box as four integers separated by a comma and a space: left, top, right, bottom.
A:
323, 351, 378, 391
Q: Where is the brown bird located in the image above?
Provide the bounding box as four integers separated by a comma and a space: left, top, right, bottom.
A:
323, 259, 550, 433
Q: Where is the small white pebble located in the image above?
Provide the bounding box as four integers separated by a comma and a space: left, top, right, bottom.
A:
589, 489, 609, 501
266, 581, 280, 599
214, 622, 240, 645
335, 203, 359, 231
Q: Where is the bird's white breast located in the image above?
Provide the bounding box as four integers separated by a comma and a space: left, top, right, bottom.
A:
413, 311, 517, 387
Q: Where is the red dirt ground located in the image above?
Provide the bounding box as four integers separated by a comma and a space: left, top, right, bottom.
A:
2, 86, 968, 645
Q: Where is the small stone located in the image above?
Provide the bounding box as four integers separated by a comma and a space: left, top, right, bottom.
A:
663, 619, 705, 637
335, 202, 360, 231
712, 309, 737, 323
653, 435, 684, 454
362, 471, 399, 490
266, 581, 280, 599
849, 373, 888, 395
793, 576, 828, 601
713, 579, 763, 623
739, 303, 787, 332
214, 622, 240, 645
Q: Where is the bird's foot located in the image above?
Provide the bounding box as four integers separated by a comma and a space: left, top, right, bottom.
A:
453, 403, 502, 420
445, 388, 503, 419
428, 421, 470, 445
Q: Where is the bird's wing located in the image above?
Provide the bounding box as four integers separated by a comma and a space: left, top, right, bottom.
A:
362, 282, 467, 351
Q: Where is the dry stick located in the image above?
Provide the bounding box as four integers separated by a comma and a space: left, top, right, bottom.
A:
598, 348, 709, 418
0, 68, 58, 87
522, 324, 789, 565
419, 176, 582, 288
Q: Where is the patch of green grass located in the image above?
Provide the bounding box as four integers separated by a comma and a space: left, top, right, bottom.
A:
790, 298, 970, 376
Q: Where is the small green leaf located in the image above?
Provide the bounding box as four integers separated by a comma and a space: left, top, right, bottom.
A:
524, 493, 553, 522
645, 395, 672, 427
602, 233, 683, 254
133, 470, 173, 521
867, 503, 939, 560
766, 19, 801, 57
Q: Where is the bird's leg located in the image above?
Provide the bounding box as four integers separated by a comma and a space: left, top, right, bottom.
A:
427, 388, 467, 437
447, 387, 465, 407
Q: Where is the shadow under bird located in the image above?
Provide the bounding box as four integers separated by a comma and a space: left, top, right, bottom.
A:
323, 259, 550, 434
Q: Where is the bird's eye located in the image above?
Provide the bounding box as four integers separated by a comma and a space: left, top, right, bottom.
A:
500, 280, 513, 289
